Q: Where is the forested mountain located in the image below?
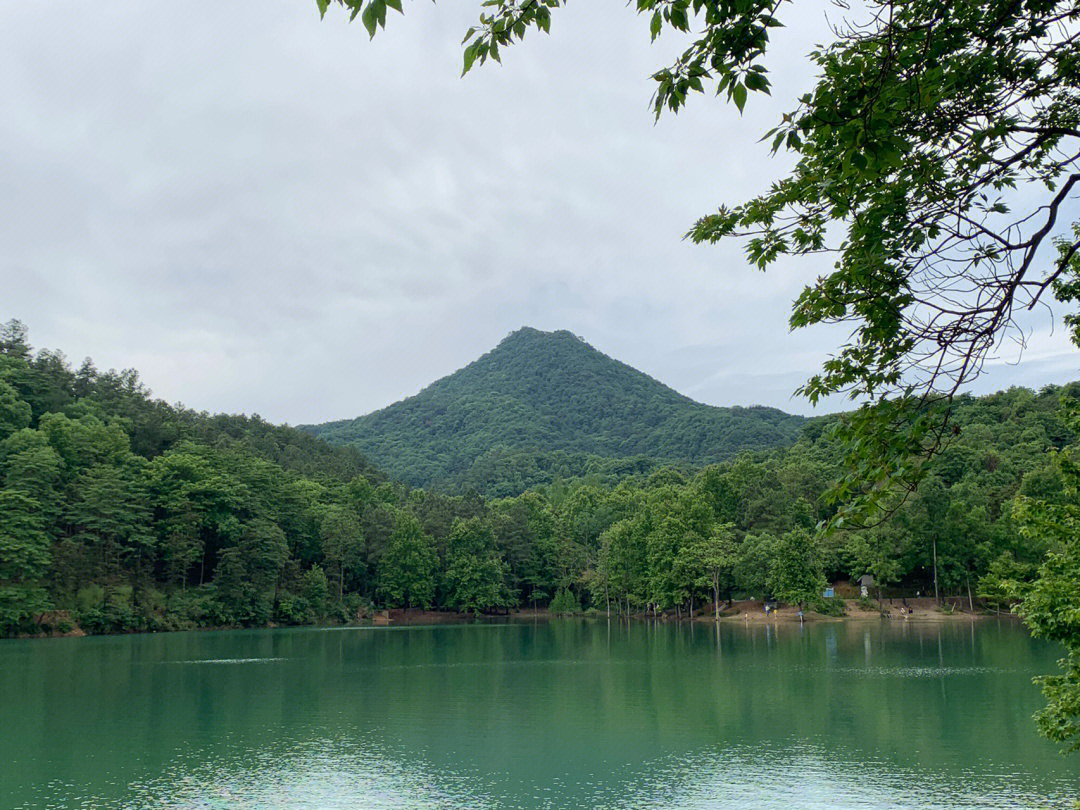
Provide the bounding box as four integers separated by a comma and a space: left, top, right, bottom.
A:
305, 327, 807, 492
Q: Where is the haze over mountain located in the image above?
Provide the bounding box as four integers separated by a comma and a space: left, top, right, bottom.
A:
305, 328, 806, 492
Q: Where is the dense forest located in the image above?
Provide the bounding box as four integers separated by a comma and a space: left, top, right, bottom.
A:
304, 327, 807, 492
1, 320, 1073, 637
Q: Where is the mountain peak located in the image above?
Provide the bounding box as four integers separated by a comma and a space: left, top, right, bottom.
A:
307, 330, 805, 493
497, 326, 584, 347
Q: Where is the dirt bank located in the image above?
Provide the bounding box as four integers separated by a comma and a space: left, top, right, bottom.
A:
709, 597, 1005, 624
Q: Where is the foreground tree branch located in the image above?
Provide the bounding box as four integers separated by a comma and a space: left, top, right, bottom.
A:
320, 0, 1080, 530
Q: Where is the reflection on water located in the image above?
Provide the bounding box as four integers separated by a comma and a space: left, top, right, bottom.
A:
829, 665, 1006, 677
123, 737, 1067, 810
625, 746, 1066, 810
1, 620, 1075, 809
127, 738, 501, 810
170, 658, 290, 665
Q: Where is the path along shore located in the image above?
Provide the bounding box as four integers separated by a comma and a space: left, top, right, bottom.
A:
708, 597, 1006, 624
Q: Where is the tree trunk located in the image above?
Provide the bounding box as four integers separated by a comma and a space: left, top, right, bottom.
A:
713, 573, 720, 623
932, 536, 940, 606
966, 576, 974, 612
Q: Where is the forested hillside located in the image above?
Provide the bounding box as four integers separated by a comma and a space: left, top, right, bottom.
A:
0, 320, 386, 635
2, 319, 1074, 636
305, 327, 806, 492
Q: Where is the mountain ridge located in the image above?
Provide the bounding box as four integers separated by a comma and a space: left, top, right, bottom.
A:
304, 327, 807, 492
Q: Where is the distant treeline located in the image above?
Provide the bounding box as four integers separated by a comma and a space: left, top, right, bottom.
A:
0, 320, 1072, 636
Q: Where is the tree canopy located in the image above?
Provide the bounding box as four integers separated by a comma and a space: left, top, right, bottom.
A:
1010, 400, 1080, 752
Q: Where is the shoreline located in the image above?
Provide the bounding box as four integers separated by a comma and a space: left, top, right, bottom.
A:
707, 597, 1007, 624
11, 598, 1018, 640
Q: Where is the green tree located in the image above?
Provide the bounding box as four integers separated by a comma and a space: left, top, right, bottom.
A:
491, 491, 558, 607
0, 380, 31, 441
66, 461, 154, 585
767, 528, 825, 611
148, 448, 248, 589
303, 564, 330, 619
908, 476, 951, 606
978, 552, 1034, 615
1011, 409, 1080, 752
733, 532, 775, 600
598, 515, 649, 616
275, 476, 325, 566
444, 517, 512, 614
319, 504, 365, 601
681, 522, 738, 622
0, 490, 53, 634
377, 513, 438, 609
844, 530, 903, 610
214, 519, 289, 625
1, 429, 63, 516
0, 319, 32, 360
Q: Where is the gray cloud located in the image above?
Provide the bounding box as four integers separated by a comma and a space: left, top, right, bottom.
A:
2, 0, 1076, 424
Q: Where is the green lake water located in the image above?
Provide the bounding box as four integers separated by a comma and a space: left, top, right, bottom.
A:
1, 619, 1075, 809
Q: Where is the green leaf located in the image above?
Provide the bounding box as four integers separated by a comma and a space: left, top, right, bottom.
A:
744, 71, 769, 93
463, 42, 478, 75
361, 3, 377, 37
732, 82, 747, 113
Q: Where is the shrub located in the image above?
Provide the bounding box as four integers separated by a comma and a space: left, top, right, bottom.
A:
550, 588, 581, 615
856, 595, 877, 612
813, 596, 846, 617
0, 585, 51, 637
302, 565, 329, 618
328, 592, 368, 623
165, 585, 227, 629
75, 587, 139, 634
75, 585, 106, 615
276, 595, 313, 625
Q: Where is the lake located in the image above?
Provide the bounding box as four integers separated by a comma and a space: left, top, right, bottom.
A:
1, 619, 1074, 809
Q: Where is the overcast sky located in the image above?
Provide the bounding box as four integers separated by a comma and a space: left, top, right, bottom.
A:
2, 1, 1076, 425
